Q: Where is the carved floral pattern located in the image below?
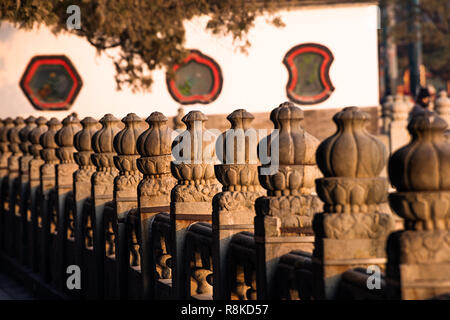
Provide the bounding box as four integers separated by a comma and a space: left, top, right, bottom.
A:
316, 177, 388, 214
173, 183, 221, 203
400, 230, 450, 264
322, 212, 394, 239
389, 190, 450, 231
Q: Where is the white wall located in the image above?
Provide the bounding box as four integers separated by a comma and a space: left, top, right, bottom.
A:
0, 3, 379, 120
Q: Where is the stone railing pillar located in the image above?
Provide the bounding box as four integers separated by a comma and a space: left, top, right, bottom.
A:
389, 94, 410, 153
254, 102, 322, 299
27, 116, 48, 272
91, 113, 124, 299
435, 90, 450, 125
73, 116, 101, 297
170, 110, 221, 299
17, 116, 36, 264
113, 113, 147, 299
6, 117, 25, 256
381, 95, 393, 135
173, 107, 186, 130
313, 107, 395, 299
0, 118, 13, 249
54, 113, 82, 291
39, 117, 62, 282
212, 109, 264, 299
386, 110, 450, 299
136, 112, 176, 299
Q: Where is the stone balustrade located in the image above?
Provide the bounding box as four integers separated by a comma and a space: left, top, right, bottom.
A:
0, 103, 448, 301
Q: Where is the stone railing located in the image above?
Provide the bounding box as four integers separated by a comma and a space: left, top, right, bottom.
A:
0, 102, 448, 300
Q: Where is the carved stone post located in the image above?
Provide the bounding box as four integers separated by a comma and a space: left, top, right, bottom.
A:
0, 118, 13, 249
136, 112, 176, 299
381, 96, 394, 134
173, 107, 186, 130
7, 117, 25, 257
28, 117, 47, 272
39, 118, 62, 282
170, 111, 221, 299
435, 90, 450, 125
386, 110, 450, 299
91, 114, 123, 299
313, 107, 395, 299
389, 94, 410, 153
54, 113, 81, 290
254, 102, 322, 299
212, 109, 264, 299
73, 116, 101, 297
113, 113, 147, 299
18, 116, 36, 264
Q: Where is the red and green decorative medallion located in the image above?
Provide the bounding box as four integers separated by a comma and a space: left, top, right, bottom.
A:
283, 43, 334, 105
167, 50, 223, 105
20, 55, 83, 111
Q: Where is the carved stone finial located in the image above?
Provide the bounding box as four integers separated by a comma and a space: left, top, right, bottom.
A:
113, 113, 147, 193
0, 118, 14, 156
0, 118, 14, 171
73, 117, 101, 187
392, 94, 409, 121
173, 106, 186, 130
172, 110, 214, 164
218, 109, 256, 164
435, 90, 450, 125
74, 117, 101, 168
316, 107, 388, 213
28, 117, 48, 159
6, 117, 25, 174
389, 94, 412, 154
90, 114, 124, 200
0, 118, 12, 140
8, 117, 25, 155
170, 110, 220, 214
19, 116, 36, 155
270, 101, 317, 165
137, 112, 171, 158
137, 111, 176, 206
317, 107, 386, 179
40, 118, 62, 165
258, 101, 320, 197
91, 113, 124, 171
17, 116, 37, 179
55, 114, 82, 164
215, 109, 261, 192
381, 96, 394, 134
114, 113, 146, 156
389, 111, 449, 229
